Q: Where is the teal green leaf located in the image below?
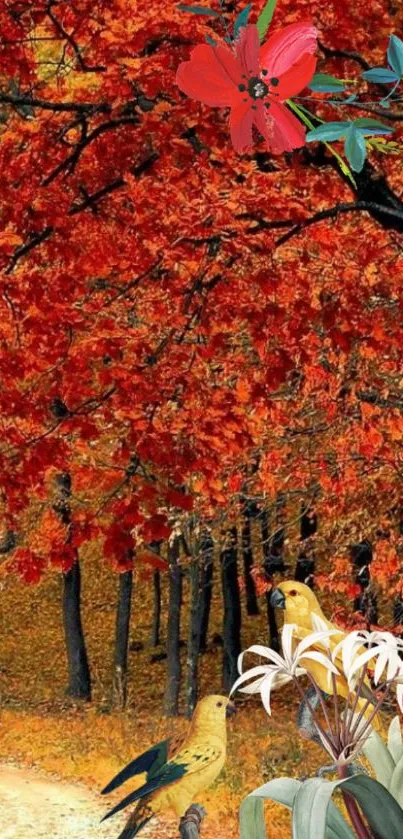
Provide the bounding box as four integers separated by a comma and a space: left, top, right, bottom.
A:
205, 34, 217, 45
233, 4, 252, 39
177, 4, 220, 15
362, 67, 399, 84
388, 717, 403, 764
309, 73, 346, 93
352, 117, 394, 135
342, 774, 403, 839
256, 0, 278, 42
344, 126, 366, 172
306, 122, 351, 142
387, 34, 403, 78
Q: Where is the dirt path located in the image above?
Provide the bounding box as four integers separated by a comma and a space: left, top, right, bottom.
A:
0, 763, 157, 839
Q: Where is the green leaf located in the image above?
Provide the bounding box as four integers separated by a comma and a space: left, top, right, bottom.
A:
362, 67, 399, 84
344, 126, 366, 172
309, 73, 346, 93
352, 117, 394, 135
205, 34, 217, 45
362, 727, 395, 789
256, 0, 278, 42
239, 796, 267, 839
306, 122, 351, 142
389, 753, 403, 807
233, 3, 252, 39
342, 774, 403, 838
388, 717, 403, 764
292, 778, 355, 839
387, 34, 403, 79
240, 778, 355, 839
177, 4, 220, 16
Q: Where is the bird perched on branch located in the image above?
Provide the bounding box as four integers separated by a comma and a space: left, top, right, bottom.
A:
270, 581, 383, 731
101, 695, 236, 839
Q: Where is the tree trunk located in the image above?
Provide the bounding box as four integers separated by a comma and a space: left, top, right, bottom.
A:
295, 506, 317, 587
351, 540, 378, 625
241, 500, 259, 615
163, 536, 182, 716
262, 497, 286, 652
113, 563, 133, 708
54, 472, 91, 701
221, 527, 242, 693
199, 530, 214, 653
149, 541, 163, 647
186, 558, 201, 718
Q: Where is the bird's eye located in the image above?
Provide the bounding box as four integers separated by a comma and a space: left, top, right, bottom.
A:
217, 701, 223, 707
289, 590, 298, 597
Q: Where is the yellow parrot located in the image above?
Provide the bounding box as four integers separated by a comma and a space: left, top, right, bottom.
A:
101, 695, 236, 838
270, 581, 383, 731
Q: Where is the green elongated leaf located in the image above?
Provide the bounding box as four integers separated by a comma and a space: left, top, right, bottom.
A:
239, 796, 267, 839
205, 34, 217, 45
177, 4, 220, 15
389, 753, 403, 807
362, 67, 399, 84
362, 728, 395, 789
240, 778, 355, 839
344, 126, 366, 172
388, 716, 403, 764
387, 34, 403, 79
233, 3, 252, 39
342, 774, 403, 839
292, 778, 355, 839
256, 0, 277, 41
352, 117, 394, 135
306, 122, 350, 142
309, 73, 346, 93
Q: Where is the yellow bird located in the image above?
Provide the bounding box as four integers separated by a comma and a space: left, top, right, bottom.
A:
270, 581, 382, 730
101, 695, 236, 838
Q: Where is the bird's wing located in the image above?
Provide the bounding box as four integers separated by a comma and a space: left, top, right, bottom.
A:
101, 739, 171, 795
101, 743, 223, 823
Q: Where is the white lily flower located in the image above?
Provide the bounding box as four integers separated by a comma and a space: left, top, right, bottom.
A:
334, 629, 403, 688
230, 623, 340, 714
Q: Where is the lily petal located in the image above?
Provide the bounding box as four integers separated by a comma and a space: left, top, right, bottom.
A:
274, 53, 317, 100
264, 101, 306, 152
235, 23, 260, 77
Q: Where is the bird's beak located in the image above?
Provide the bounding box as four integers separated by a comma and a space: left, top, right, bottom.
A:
270, 588, 286, 609
226, 700, 237, 718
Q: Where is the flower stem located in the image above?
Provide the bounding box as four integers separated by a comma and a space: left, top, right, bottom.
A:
337, 764, 374, 839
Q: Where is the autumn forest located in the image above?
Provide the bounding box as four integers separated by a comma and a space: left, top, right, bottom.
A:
1, 0, 403, 837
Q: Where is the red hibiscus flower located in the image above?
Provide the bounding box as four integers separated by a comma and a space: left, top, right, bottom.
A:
176, 22, 317, 154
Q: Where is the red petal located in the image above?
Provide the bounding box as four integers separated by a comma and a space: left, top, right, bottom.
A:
254, 101, 306, 153
235, 24, 260, 77
229, 99, 254, 152
176, 43, 242, 107
274, 53, 317, 100
260, 22, 317, 78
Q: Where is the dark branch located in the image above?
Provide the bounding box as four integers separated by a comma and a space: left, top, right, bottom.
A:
0, 92, 110, 114
318, 41, 371, 70
5, 226, 54, 274
46, 3, 106, 72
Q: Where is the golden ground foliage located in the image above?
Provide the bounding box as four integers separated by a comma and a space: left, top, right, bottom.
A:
0, 547, 331, 838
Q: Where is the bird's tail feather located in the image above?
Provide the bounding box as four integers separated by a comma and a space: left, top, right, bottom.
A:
117, 801, 153, 839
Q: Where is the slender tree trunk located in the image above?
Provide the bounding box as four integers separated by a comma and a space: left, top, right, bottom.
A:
199, 530, 214, 653
262, 496, 286, 652
163, 535, 182, 716
295, 506, 317, 587
241, 500, 259, 615
221, 527, 242, 693
186, 558, 201, 717
54, 472, 91, 700
351, 541, 378, 625
113, 562, 133, 708
149, 541, 163, 647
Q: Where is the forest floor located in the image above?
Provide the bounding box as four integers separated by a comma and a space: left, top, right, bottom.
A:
0, 543, 369, 838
